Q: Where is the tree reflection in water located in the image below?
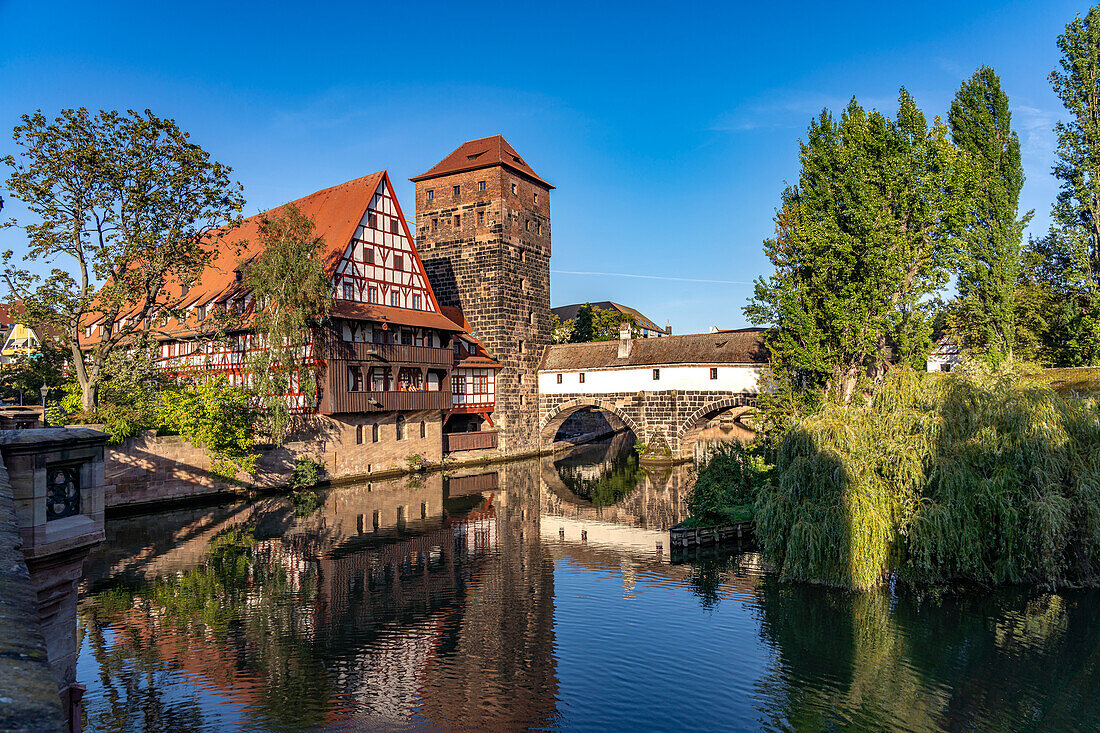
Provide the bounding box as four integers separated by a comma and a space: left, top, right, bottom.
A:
753, 573, 1100, 730
554, 441, 645, 507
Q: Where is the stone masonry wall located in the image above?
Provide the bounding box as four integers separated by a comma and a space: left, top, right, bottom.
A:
539, 390, 757, 457
104, 412, 444, 509
414, 165, 550, 456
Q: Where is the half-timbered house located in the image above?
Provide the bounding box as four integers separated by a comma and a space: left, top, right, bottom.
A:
80, 170, 502, 476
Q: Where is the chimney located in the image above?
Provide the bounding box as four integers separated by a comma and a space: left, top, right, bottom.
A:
665, 321, 672, 336
618, 322, 633, 359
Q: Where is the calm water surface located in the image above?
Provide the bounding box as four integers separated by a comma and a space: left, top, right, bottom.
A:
77, 433, 1100, 731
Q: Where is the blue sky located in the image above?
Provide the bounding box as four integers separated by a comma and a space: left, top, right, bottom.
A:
0, 0, 1084, 334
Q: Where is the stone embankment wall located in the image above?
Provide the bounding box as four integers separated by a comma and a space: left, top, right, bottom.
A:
0, 453, 70, 732
102, 412, 445, 510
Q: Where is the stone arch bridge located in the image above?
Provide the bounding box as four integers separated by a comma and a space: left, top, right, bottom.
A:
538, 390, 756, 458
536, 329, 768, 458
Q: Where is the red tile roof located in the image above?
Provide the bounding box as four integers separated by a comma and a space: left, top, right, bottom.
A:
410, 135, 553, 189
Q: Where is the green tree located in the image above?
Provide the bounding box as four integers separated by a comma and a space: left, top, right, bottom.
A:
1046, 7, 1100, 364
570, 302, 595, 343
745, 92, 961, 407
240, 204, 333, 443
158, 377, 256, 479
591, 306, 639, 341
947, 66, 1032, 365
1, 108, 245, 410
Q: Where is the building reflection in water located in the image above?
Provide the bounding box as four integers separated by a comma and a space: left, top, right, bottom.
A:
76, 431, 1100, 731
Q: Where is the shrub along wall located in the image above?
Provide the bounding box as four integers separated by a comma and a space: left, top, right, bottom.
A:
758, 367, 1100, 590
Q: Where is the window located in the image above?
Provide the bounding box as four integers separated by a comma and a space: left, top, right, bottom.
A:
431, 218, 438, 231
453, 185, 460, 197
348, 365, 364, 392
511, 182, 517, 195
365, 248, 374, 264
477, 211, 485, 225
478, 180, 486, 191
426, 189, 434, 200
421, 502, 427, 519
368, 287, 378, 304
710, 368, 718, 380
534, 192, 539, 203
368, 213, 377, 228
518, 340, 525, 353
401, 329, 413, 345
343, 282, 354, 300
396, 415, 405, 441
525, 220, 532, 232
537, 221, 542, 235
413, 294, 422, 310
391, 292, 400, 307
372, 423, 379, 442
420, 421, 426, 438
530, 311, 537, 324
453, 213, 460, 226
390, 219, 398, 234
356, 425, 363, 444
652, 369, 660, 380
394, 255, 403, 271
556, 374, 562, 384
453, 374, 466, 394
370, 367, 389, 391
579, 373, 585, 384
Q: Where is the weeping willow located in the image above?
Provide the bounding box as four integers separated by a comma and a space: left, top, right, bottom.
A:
758, 366, 1100, 589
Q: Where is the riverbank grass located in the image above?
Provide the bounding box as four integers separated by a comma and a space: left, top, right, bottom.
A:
758, 366, 1100, 590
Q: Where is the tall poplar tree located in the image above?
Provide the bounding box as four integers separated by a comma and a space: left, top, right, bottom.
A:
947, 66, 1031, 365
1047, 6, 1100, 364
745, 91, 960, 407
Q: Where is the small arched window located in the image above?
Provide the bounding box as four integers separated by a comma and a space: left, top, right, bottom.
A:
396, 415, 405, 441
372, 423, 379, 443
356, 425, 363, 444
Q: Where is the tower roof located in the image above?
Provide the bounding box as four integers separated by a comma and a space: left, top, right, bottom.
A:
410, 134, 553, 189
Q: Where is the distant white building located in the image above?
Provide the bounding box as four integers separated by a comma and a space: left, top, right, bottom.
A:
927, 339, 962, 372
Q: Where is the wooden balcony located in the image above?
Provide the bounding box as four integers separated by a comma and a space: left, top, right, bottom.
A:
329, 390, 452, 414
446, 471, 500, 495
443, 430, 498, 452
326, 341, 453, 367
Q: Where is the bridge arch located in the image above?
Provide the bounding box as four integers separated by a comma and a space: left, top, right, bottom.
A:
676, 394, 758, 444
539, 398, 642, 445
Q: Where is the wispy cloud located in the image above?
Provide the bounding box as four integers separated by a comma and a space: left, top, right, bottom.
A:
1014, 104, 1056, 162
552, 270, 752, 285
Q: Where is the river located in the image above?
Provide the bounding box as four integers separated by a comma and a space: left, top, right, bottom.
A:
76, 432, 1100, 731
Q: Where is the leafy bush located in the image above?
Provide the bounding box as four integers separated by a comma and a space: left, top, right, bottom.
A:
687, 441, 770, 526
291, 455, 324, 489
758, 365, 1100, 589
158, 377, 257, 479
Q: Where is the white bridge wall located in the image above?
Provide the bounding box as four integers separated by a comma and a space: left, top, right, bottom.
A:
537, 365, 762, 395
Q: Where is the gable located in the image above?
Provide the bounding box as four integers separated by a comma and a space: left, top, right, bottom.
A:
332, 174, 440, 314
